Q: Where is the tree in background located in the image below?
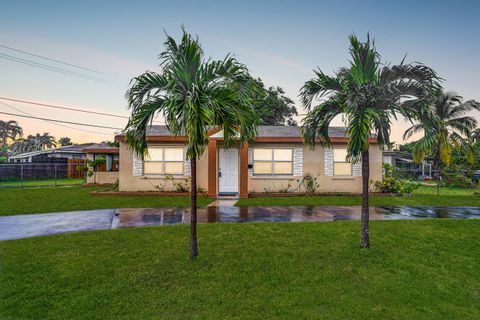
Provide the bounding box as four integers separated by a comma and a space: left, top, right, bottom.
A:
58, 137, 73, 146
10, 132, 56, 154
0, 120, 23, 148
124, 28, 258, 258
301, 34, 437, 249
404, 89, 480, 173
251, 78, 298, 125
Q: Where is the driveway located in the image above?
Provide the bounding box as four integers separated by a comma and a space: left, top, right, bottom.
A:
0, 209, 118, 240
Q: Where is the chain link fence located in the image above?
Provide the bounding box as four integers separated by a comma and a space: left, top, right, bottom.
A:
0, 162, 86, 188
387, 166, 480, 196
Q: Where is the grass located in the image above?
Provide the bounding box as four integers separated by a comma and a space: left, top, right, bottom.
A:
0, 187, 212, 216
237, 185, 480, 207
1, 220, 479, 319
0, 178, 84, 188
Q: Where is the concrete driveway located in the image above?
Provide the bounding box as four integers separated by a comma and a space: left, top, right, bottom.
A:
0, 209, 118, 240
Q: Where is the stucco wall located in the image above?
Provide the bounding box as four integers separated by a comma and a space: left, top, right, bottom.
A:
247, 142, 383, 193
86, 171, 119, 184
119, 140, 383, 194
118, 141, 209, 192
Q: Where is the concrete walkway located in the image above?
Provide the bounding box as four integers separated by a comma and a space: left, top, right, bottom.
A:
0, 209, 118, 240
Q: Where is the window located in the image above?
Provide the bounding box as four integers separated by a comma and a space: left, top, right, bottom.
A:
253, 148, 293, 175
333, 148, 352, 176
144, 146, 184, 175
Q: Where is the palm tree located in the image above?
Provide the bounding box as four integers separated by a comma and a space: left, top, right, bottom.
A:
0, 120, 23, 147
124, 29, 258, 258
405, 90, 480, 172
58, 137, 73, 146
300, 34, 438, 248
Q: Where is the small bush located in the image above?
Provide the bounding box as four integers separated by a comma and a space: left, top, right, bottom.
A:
441, 172, 476, 189
373, 164, 419, 195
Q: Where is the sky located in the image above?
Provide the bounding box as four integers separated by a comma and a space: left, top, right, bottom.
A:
0, 0, 479, 144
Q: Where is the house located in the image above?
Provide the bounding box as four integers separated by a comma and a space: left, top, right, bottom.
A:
8, 143, 94, 163
383, 150, 433, 179
115, 125, 383, 198
83, 143, 120, 184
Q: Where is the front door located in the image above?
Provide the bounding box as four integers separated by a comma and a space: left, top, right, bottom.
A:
218, 148, 239, 194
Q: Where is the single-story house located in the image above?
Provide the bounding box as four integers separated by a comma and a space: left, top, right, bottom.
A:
115, 125, 383, 198
8, 143, 94, 163
383, 150, 433, 179
83, 143, 120, 184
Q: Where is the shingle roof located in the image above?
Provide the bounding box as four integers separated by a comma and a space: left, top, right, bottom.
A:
82, 143, 119, 151
8, 143, 95, 159
125, 125, 349, 138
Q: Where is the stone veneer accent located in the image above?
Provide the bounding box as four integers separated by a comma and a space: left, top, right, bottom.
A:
293, 147, 303, 176
183, 147, 191, 176
352, 161, 362, 177
324, 149, 334, 176
132, 153, 143, 176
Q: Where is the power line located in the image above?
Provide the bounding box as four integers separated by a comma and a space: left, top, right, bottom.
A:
0, 96, 165, 124
0, 96, 128, 119
0, 52, 107, 83
0, 43, 111, 76
0, 100, 114, 136
0, 111, 123, 130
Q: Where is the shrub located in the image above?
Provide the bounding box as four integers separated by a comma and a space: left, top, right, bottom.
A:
373, 164, 419, 195
441, 171, 476, 188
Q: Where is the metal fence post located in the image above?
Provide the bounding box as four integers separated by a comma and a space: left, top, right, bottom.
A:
436, 169, 439, 196
21, 163, 24, 188
54, 163, 57, 188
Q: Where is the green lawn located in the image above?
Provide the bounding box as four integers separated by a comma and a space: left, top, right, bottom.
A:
1, 220, 479, 319
0, 187, 212, 216
0, 178, 84, 188
237, 185, 480, 206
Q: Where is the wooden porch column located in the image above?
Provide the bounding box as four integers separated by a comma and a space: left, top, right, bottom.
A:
208, 140, 217, 198
239, 143, 249, 198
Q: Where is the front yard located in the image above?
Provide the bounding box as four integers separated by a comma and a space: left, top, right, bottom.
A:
1, 219, 479, 319
0, 187, 212, 216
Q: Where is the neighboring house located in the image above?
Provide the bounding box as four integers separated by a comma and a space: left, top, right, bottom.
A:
383, 150, 433, 179
115, 125, 383, 197
8, 143, 94, 163
83, 143, 119, 184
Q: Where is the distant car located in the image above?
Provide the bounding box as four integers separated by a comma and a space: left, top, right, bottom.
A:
473, 170, 480, 183
423, 176, 433, 181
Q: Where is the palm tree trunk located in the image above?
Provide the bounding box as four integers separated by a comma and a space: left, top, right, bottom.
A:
360, 149, 370, 249
189, 158, 198, 259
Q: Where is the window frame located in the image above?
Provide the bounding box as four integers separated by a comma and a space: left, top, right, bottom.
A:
333, 147, 352, 176
253, 147, 293, 176
143, 146, 184, 176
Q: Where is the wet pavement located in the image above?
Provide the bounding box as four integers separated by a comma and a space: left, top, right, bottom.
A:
118, 205, 480, 228
0, 209, 116, 240
1, 206, 480, 240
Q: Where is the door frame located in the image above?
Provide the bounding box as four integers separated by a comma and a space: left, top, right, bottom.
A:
218, 147, 239, 195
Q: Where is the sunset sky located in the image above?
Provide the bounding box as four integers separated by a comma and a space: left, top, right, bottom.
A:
1, 0, 479, 144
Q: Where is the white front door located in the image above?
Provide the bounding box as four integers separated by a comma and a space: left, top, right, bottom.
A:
218, 148, 239, 194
